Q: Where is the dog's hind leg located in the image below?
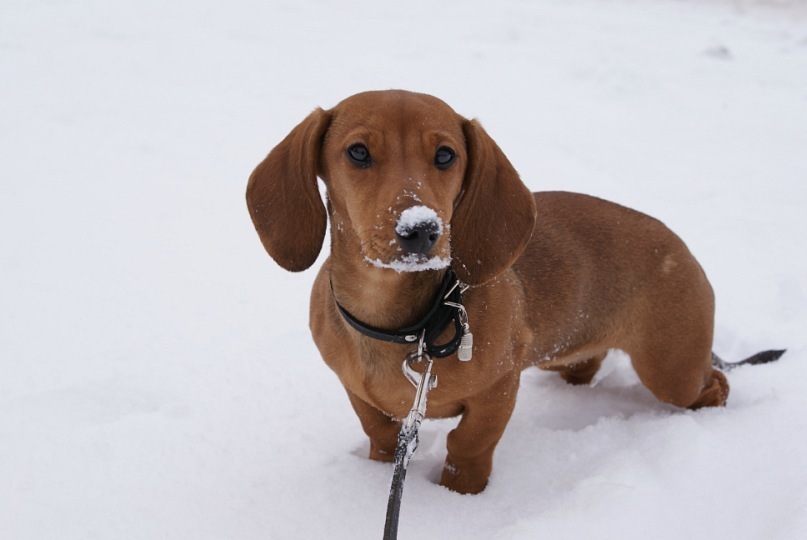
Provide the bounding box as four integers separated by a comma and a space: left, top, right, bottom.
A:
543, 353, 606, 386
622, 254, 730, 409
627, 333, 729, 410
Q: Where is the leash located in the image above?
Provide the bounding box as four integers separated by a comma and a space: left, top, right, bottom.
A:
332, 269, 473, 538
383, 331, 436, 540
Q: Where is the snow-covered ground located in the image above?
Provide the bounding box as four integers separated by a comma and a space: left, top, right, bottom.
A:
2, 0, 806, 538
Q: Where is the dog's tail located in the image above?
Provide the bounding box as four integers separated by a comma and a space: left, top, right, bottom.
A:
712, 349, 786, 372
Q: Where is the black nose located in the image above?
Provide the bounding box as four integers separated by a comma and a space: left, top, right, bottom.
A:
396, 220, 440, 255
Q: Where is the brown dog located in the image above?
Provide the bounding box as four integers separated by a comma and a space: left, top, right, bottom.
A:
247, 90, 775, 495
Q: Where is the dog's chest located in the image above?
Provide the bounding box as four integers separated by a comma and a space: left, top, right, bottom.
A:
336, 338, 461, 419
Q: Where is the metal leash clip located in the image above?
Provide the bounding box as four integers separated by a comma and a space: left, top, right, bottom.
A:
402, 331, 438, 420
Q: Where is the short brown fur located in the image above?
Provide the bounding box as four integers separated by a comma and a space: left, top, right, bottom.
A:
247, 90, 728, 494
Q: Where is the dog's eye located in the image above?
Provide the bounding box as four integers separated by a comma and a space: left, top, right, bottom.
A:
346, 144, 372, 168
435, 146, 456, 170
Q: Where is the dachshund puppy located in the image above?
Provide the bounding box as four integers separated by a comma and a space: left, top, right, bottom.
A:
247, 90, 777, 494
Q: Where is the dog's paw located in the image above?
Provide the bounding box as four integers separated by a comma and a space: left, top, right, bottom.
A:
688, 369, 729, 409
439, 459, 489, 494
369, 444, 395, 463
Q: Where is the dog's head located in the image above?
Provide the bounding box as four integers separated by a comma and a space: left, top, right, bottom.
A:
246, 90, 536, 286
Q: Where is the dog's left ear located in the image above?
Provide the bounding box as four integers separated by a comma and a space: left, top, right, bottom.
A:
451, 119, 537, 285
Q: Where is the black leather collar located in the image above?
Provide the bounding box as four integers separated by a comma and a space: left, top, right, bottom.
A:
332, 269, 465, 358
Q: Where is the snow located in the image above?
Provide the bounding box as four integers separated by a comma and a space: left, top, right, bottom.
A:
394, 205, 443, 237
2, 0, 806, 539
365, 254, 452, 273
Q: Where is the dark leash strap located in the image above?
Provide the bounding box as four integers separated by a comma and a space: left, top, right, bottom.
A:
383, 426, 416, 540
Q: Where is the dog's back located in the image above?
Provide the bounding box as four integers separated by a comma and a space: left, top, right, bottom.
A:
515, 191, 721, 407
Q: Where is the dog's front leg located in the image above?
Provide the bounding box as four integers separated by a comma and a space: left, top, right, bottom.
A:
345, 389, 400, 462
441, 372, 520, 494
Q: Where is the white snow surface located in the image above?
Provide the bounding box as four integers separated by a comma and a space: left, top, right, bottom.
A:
2, 1, 807, 539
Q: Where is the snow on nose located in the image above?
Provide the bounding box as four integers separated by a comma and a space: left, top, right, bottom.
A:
395, 206, 443, 255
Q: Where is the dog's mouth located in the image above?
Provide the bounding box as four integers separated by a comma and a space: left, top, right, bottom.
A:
364, 252, 451, 273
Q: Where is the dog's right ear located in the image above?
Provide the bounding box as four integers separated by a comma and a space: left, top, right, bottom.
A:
246, 108, 331, 272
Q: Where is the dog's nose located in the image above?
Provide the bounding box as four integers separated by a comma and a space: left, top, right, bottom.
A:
395, 206, 442, 255
396, 220, 441, 255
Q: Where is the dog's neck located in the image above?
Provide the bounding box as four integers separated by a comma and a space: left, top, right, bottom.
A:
329, 249, 447, 332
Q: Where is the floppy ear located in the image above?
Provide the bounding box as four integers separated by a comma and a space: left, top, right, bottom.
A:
451, 119, 537, 285
246, 108, 331, 272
